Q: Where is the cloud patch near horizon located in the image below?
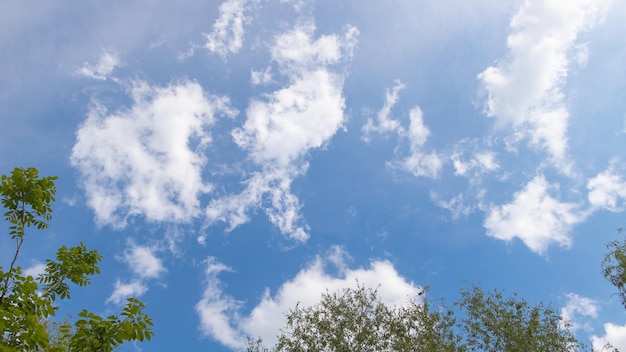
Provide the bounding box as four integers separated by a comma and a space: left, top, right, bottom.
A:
196, 247, 421, 350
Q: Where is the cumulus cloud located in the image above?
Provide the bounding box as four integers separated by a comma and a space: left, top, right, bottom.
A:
205, 23, 358, 240
560, 293, 598, 331
205, 0, 250, 57
196, 248, 420, 349
71, 80, 235, 227
106, 280, 148, 305
591, 323, 626, 351
587, 162, 626, 212
478, 0, 610, 173
484, 175, 584, 254
123, 243, 166, 280
75, 50, 119, 80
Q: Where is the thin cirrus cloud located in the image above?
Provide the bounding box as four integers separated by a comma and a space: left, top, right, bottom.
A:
205, 23, 359, 241
478, 0, 611, 174
196, 246, 421, 350
71, 80, 236, 227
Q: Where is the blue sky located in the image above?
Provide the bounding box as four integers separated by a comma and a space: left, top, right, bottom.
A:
2, 0, 626, 350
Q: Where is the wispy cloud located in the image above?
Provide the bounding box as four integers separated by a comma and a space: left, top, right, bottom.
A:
107, 242, 166, 305
478, 0, 610, 174
484, 175, 584, 254
392, 106, 442, 178
362, 80, 405, 140
205, 0, 251, 58
75, 50, 119, 80
195, 257, 244, 349
363, 82, 442, 178
71, 80, 236, 227
195, 247, 420, 349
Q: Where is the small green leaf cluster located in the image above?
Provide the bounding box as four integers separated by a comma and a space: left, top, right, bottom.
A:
602, 237, 626, 309
0, 167, 154, 351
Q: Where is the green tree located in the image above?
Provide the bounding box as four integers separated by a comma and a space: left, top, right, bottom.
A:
0, 167, 153, 351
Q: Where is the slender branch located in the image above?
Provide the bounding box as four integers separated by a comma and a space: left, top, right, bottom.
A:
0, 200, 26, 306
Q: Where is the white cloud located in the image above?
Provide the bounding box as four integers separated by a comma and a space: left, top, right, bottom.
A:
123, 244, 166, 280
234, 70, 346, 167
75, 50, 119, 80
205, 0, 250, 58
478, 0, 610, 172
206, 165, 310, 241
205, 23, 358, 240
431, 192, 473, 219
23, 262, 46, 278
452, 150, 499, 177
362, 80, 405, 141
392, 106, 442, 178
196, 257, 244, 350
196, 249, 420, 349
587, 162, 626, 212
250, 67, 272, 85
106, 280, 148, 305
560, 293, 598, 331
107, 242, 166, 306
484, 175, 584, 254
591, 323, 626, 351
71, 80, 235, 227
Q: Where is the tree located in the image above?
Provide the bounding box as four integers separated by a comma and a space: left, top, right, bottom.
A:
253, 284, 587, 352
457, 286, 579, 351
0, 167, 153, 351
602, 232, 626, 309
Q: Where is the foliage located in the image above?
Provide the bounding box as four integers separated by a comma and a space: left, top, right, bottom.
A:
252, 284, 589, 352
0, 167, 153, 351
457, 286, 579, 351
602, 234, 626, 309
